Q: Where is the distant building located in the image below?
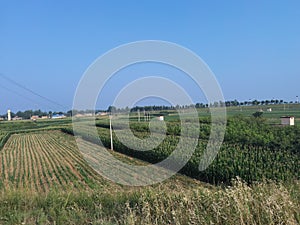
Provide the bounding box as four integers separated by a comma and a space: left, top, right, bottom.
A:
0, 117, 4, 121
31, 115, 39, 121
96, 112, 108, 116
267, 108, 272, 112
52, 114, 66, 119
74, 113, 95, 118
280, 116, 295, 126
73, 113, 85, 118
41, 116, 49, 119
12, 116, 22, 121
158, 116, 164, 121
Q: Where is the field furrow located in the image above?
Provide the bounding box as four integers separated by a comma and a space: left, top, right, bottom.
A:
0, 131, 116, 191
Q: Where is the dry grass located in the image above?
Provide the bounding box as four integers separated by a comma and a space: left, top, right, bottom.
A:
118, 179, 299, 225
0, 179, 299, 225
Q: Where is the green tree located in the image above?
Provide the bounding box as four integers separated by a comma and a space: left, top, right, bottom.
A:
107, 106, 117, 113
252, 111, 263, 118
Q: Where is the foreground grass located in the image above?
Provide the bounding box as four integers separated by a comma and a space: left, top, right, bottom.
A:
0, 179, 299, 225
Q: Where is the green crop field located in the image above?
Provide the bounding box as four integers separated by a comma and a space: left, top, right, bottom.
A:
127, 103, 300, 126
0, 106, 299, 224
224, 104, 300, 125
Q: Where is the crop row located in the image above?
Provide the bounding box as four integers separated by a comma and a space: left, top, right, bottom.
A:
0, 131, 110, 191
0, 132, 11, 150
96, 117, 300, 153
62, 125, 300, 185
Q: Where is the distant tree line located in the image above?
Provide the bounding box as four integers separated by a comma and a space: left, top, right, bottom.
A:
1, 98, 298, 119
110, 98, 297, 112
0, 110, 66, 120
209, 99, 294, 107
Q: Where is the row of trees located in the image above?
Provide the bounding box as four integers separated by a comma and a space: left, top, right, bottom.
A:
222, 99, 288, 107
0, 110, 66, 120
210, 99, 299, 107
113, 99, 298, 112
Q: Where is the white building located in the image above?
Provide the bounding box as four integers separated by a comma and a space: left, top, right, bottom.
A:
280, 116, 295, 126
158, 116, 164, 121
52, 114, 66, 119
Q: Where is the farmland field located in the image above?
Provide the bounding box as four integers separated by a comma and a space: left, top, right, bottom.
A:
0, 107, 299, 224
69, 116, 300, 185
0, 131, 109, 191
0, 129, 202, 192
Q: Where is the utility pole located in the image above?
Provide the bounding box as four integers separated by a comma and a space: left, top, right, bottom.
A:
109, 115, 113, 150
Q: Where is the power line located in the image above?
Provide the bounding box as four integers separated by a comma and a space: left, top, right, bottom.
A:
0, 74, 68, 109
0, 83, 49, 109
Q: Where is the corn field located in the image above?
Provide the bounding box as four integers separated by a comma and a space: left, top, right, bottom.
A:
63, 120, 300, 185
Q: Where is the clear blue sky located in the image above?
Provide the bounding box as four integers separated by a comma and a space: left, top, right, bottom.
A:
1, 1, 300, 114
